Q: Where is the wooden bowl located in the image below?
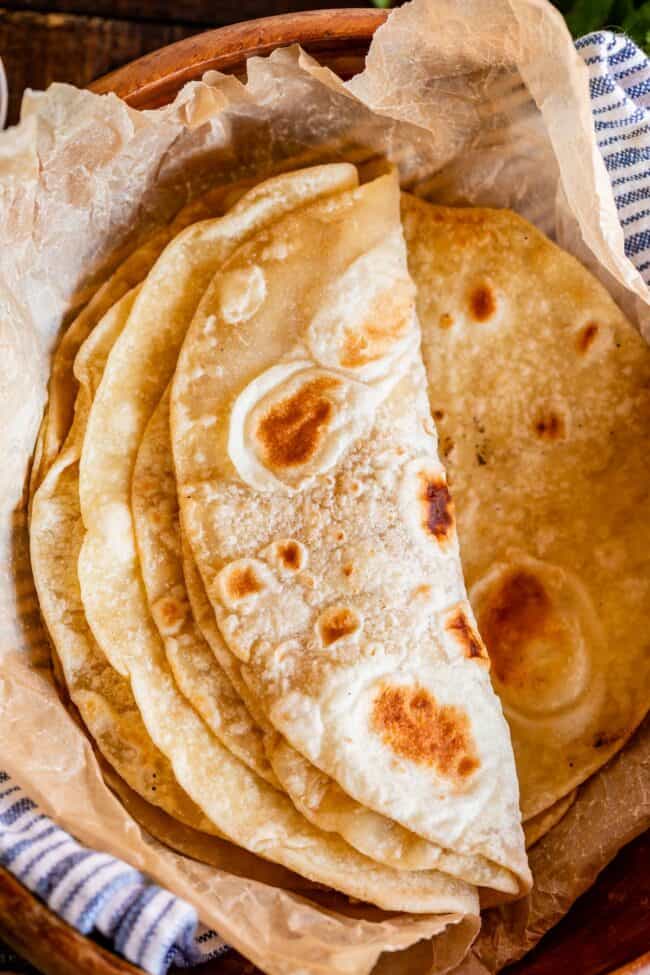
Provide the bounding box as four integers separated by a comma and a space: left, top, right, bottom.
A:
90, 9, 389, 107
1, 11, 648, 975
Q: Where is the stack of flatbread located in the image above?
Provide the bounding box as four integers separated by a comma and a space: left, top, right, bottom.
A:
29, 162, 649, 931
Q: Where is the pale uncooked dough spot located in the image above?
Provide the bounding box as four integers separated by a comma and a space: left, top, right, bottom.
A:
218, 264, 267, 325
100, 502, 135, 561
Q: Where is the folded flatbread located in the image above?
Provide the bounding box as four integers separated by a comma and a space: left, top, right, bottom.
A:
73, 163, 482, 913
29, 186, 245, 834
137, 386, 517, 893
132, 386, 280, 787
171, 168, 531, 899
30, 289, 220, 835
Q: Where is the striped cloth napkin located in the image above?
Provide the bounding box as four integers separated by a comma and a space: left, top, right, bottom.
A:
1, 26, 650, 975
576, 31, 650, 278
0, 774, 227, 973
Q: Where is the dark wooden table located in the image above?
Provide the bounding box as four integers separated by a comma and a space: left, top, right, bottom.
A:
0, 0, 368, 125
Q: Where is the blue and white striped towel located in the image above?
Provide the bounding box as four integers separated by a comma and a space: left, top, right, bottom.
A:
2, 26, 650, 975
0, 773, 228, 973
576, 31, 650, 278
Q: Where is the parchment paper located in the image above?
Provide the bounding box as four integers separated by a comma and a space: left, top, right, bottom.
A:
0, 1, 648, 973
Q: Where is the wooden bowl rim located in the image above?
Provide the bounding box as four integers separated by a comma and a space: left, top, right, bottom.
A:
90, 8, 388, 108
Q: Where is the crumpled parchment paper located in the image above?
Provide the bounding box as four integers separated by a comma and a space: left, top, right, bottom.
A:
0, 2, 648, 973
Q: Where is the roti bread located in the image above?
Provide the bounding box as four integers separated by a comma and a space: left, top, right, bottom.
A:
132, 387, 279, 787
171, 169, 531, 898
30, 290, 220, 835
29, 185, 243, 503
72, 164, 481, 913
402, 194, 650, 821
139, 384, 519, 892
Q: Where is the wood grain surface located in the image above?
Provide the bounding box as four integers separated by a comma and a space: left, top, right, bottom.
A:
0, 0, 367, 123
0, 8, 194, 123
5, 0, 364, 25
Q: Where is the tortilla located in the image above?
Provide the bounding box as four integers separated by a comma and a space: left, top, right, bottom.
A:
74, 163, 479, 913
264, 731, 518, 892
171, 168, 530, 899
401, 195, 650, 821
101, 761, 319, 893
178, 483, 526, 888
135, 392, 519, 885
78, 164, 359, 679
28, 183, 254, 833
138, 380, 515, 890
182, 502, 311, 753
523, 791, 577, 849
181, 532, 277, 732
180, 539, 521, 893
30, 290, 220, 835
132, 387, 279, 787
29, 184, 241, 503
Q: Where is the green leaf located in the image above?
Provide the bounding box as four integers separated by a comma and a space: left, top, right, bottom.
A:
371, 0, 393, 7
564, 0, 616, 36
611, 0, 635, 24
622, 2, 650, 50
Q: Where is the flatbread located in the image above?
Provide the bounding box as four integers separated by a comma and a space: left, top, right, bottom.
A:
179, 496, 523, 889
523, 791, 576, 849
402, 195, 650, 821
78, 164, 359, 678
140, 383, 515, 890
29, 184, 242, 502
29, 184, 258, 838
132, 387, 279, 787
30, 290, 219, 835
171, 168, 530, 899
181, 533, 276, 732
101, 761, 318, 893
74, 164, 479, 913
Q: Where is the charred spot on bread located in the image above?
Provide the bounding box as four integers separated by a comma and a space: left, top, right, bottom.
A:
445, 606, 490, 666
254, 376, 340, 469
577, 322, 599, 354
418, 473, 455, 542
480, 570, 551, 686
469, 283, 496, 322
372, 685, 479, 783
317, 605, 362, 647
534, 410, 565, 440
